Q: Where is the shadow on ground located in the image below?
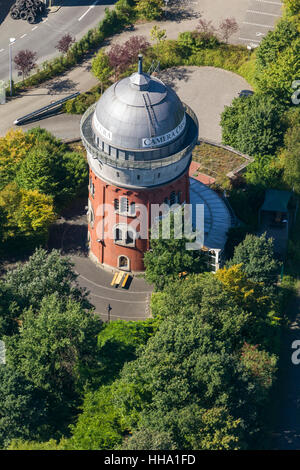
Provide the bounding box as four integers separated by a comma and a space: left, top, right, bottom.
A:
158, 67, 194, 92
46, 78, 78, 94
163, 0, 200, 23
0, 0, 14, 25
48, 197, 88, 255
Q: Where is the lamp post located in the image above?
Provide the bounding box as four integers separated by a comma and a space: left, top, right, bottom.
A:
107, 304, 112, 323
9, 37, 16, 96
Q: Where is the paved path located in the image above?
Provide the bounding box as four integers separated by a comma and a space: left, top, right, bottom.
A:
158, 66, 252, 143
0, 58, 98, 138
71, 255, 152, 322
272, 287, 300, 449
0, 65, 252, 143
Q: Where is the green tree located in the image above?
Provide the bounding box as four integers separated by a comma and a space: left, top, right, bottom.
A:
135, 0, 163, 20
283, 0, 300, 15
281, 120, 300, 192
5, 294, 102, 432
221, 95, 286, 156
0, 365, 49, 448
245, 154, 283, 188
95, 318, 160, 385
16, 144, 88, 208
0, 129, 34, 191
256, 18, 299, 71
150, 25, 167, 44
0, 183, 55, 248
255, 38, 300, 104
227, 233, 279, 287
2, 248, 91, 316
144, 212, 207, 290
91, 50, 113, 94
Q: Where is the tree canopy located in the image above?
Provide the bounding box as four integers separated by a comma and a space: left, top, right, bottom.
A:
221, 95, 286, 156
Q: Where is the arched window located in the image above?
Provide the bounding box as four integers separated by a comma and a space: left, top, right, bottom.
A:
114, 224, 136, 247
118, 255, 130, 270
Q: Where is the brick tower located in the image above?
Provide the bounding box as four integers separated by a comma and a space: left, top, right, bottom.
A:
80, 56, 198, 272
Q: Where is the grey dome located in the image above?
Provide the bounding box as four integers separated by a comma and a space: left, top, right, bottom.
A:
93, 69, 186, 151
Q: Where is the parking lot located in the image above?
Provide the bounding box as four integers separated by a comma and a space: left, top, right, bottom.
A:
238, 0, 283, 47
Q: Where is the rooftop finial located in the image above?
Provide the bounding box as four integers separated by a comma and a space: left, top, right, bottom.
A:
138, 54, 143, 75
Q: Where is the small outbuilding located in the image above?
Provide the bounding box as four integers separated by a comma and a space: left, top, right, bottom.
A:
258, 189, 293, 257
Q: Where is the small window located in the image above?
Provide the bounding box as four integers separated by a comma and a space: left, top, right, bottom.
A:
137, 175, 140, 180
88, 202, 95, 228
89, 177, 95, 197
126, 230, 134, 245
120, 197, 129, 214
118, 256, 129, 270
114, 199, 119, 211
115, 227, 122, 241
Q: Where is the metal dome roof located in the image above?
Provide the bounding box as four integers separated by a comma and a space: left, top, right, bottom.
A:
93, 57, 186, 151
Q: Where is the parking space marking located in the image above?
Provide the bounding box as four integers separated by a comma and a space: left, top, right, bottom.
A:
243, 21, 275, 28
239, 37, 260, 42
247, 9, 281, 16
255, 0, 282, 4
20, 34, 27, 39
31, 26, 38, 31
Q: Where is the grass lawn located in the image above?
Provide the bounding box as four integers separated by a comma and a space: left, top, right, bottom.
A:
192, 143, 246, 186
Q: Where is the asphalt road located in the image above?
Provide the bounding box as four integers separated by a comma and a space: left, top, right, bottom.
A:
0, 57, 98, 136
0, 0, 116, 83
71, 255, 152, 322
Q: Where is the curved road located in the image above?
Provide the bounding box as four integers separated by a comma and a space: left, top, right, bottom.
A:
71, 255, 152, 322
0, 0, 116, 83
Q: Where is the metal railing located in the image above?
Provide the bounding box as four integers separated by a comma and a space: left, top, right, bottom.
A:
80, 102, 199, 170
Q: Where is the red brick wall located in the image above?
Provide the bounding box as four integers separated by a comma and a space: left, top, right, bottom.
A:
88, 169, 190, 272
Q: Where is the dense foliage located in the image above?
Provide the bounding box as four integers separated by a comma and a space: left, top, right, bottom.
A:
0, 128, 87, 255
221, 95, 286, 156
144, 212, 207, 290
2, 231, 284, 451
